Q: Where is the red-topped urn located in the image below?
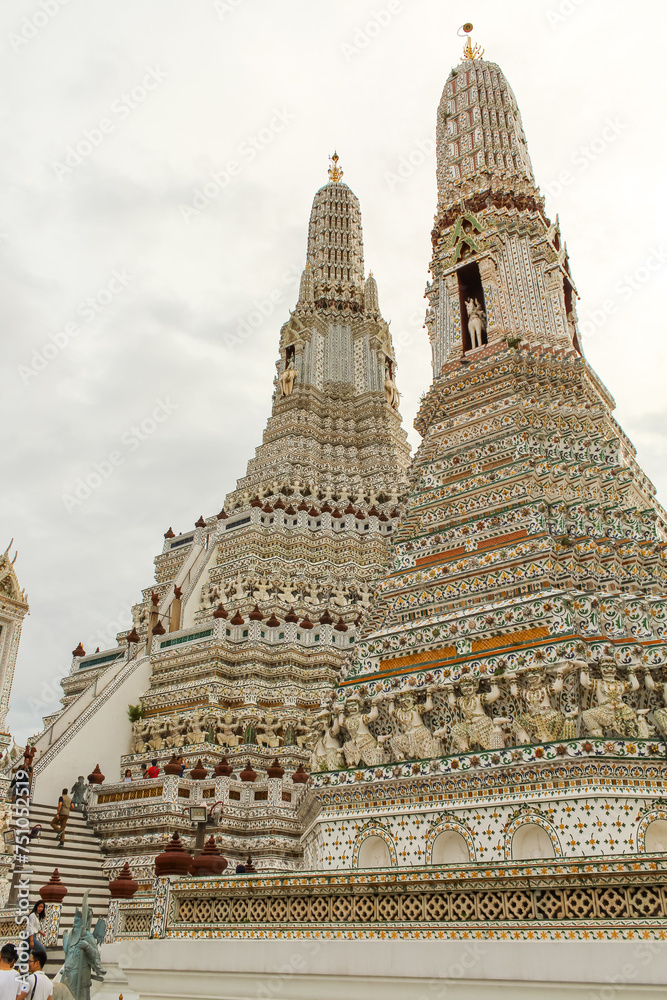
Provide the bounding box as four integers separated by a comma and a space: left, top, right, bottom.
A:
214, 757, 234, 777
189, 759, 207, 780
109, 862, 138, 899
163, 756, 182, 776
87, 764, 105, 784
240, 761, 257, 782
39, 869, 68, 904
266, 758, 285, 779
155, 833, 193, 877
291, 763, 309, 784
190, 836, 228, 876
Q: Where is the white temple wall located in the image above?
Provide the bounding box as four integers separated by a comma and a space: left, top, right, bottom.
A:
31, 655, 152, 806
98, 938, 667, 1000
304, 794, 653, 869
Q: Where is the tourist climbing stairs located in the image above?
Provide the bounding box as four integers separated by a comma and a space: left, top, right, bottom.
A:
22, 802, 110, 951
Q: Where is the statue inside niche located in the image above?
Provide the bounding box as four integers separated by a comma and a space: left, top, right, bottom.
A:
331, 581, 347, 608
279, 358, 297, 397
464, 298, 486, 349
381, 689, 439, 761
510, 665, 577, 744
310, 711, 344, 771
254, 577, 272, 602
278, 578, 297, 603
338, 695, 384, 767
281, 713, 311, 748
384, 361, 400, 410
436, 674, 506, 752
581, 658, 651, 738
257, 712, 282, 749
216, 711, 242, 748
303, 580, 321, 606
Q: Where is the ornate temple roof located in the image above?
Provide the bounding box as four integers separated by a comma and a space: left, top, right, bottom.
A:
436, 58, 538, 216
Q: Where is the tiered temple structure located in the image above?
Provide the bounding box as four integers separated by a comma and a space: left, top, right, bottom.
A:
29, 157, 410, 878
10, 32, 667, 998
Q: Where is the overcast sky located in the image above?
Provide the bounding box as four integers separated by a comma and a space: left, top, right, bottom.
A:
3, 0, 667, 744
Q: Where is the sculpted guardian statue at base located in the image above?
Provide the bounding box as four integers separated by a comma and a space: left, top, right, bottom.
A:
61, 892, 106, 1000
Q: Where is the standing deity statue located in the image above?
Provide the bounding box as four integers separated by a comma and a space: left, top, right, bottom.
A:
281, 713, 311, 748
279, 358, 297, 397
645, 670, 667, 737
216, 711, 241, 748
510, 665, 576, 744
338, 695, 384, 767
61, 892, 106, 1000
310, 711, 345, 771
384, 372, 400, 409
464, 298, 486, 349
383, 689, 439, 761
437, 675, 506, 752
257, 712, 281, 749
581, 659, 649, 738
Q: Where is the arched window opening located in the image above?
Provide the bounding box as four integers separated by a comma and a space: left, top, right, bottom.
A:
511, 823, 555, 861
645, 819, 667, 853
357, 836, 391, 869
431, 830, 470, 865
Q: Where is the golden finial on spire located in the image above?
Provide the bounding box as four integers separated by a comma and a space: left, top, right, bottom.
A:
458, 22, 484, 61
328, 151, 343, 183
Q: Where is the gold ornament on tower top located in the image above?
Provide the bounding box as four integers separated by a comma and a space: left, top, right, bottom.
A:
328, 151, 343, 183
458, 22, 484, 61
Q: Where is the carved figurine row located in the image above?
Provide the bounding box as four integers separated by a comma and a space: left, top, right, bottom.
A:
130, 707, 312, 754
310, 658, 667, 771
199, 573, 375, 611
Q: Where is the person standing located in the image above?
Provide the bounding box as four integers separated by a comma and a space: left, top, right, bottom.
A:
145, 760, 160, 779
17, 947, 52, 1000
123, 769, 133, 782
0, 943, 20, 1000
26, 901, 45, 949
48, 789, 71, 848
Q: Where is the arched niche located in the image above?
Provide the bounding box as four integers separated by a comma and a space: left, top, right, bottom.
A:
645, 819, 667, 854
357, 835, 391, 869
511, 823, 556, 861
431, 830, 470, 865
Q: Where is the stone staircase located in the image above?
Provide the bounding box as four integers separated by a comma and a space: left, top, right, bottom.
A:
24, 802, 110, 951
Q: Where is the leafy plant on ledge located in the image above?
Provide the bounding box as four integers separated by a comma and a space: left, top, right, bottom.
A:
127, 704, 144, 723
506, 334, 523, 349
